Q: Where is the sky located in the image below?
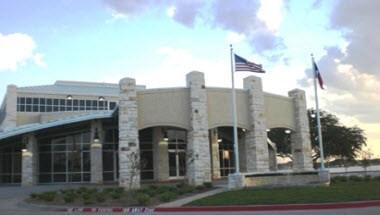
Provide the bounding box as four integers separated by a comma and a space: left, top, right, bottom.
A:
0, 0, 379, 158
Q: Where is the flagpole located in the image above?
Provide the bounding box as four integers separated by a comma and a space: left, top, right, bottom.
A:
230, 44, 240, 174
311, 54, 325, 170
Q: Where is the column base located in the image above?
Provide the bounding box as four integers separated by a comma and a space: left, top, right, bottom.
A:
228, 173, 245, 190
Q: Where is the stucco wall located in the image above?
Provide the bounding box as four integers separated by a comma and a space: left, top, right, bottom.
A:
207, 88, 249, 129
137, 88, 190, 130
264, 93, 295, 130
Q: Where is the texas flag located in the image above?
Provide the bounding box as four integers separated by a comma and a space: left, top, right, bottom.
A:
312, 59, 324, 89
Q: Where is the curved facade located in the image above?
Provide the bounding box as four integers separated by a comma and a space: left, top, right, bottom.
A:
0, 71, 313, 188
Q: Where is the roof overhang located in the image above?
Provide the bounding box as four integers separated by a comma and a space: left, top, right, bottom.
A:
0, 110, 116, 141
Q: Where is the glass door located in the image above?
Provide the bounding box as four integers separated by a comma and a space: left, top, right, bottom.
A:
168, 149, 186, 178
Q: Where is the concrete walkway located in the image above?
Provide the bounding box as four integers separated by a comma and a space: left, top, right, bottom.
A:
158, 187, 228, 207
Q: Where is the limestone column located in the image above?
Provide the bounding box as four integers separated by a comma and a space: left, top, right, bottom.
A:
243, 76, 270, 172
118, 78, 140, 189
153, 127, 169, 181
90, 120, 103, 184
210, 129, 221, 179
1, 85, 17, 130
186, 71, 212, 185
21, 134, 38, 186
288, 89, 313, 171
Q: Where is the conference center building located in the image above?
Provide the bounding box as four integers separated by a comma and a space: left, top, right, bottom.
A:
0, 71, 314, 188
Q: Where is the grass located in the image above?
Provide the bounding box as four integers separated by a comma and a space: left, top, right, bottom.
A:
29, 182, 213, 206
189, 180, 380, 206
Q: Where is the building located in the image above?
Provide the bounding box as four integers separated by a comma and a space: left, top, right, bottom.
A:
0, 71, 315, 188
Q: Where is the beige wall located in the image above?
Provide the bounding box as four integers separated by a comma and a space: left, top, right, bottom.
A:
207, 88, 249, 129
13, 88, 297, 132
264, 93, 296, 130
137, 88, 190, 130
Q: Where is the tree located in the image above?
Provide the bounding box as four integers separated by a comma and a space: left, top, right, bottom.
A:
308, 109, 366, 163
270, 109, 367, 164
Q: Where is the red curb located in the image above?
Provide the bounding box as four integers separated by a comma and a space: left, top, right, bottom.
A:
155, 201, 380, 212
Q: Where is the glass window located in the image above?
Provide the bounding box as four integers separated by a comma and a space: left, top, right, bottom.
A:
20, 97, 26, 104
110, 102, 116, 110
53, 99, 59, 106
33, 98, 39, 105
46, 99, 52, 105
25, 105, 32, 112
40, 98, 45, 105
26, 98, 32, 104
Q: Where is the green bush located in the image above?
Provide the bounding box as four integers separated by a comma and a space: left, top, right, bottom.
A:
196, 185, 206, 191
135, 193, 151, 206
77, 187, 89, 194
349, 175, 363, 182
178, 185, 195, 194
95, 193, 106, 203
38, 192, 57, 202
364, 175, 372, 181
157, 185, 176, 193
203, 182, 213, 188
373, 176, 380, 181
158, 192, 177, 202
111, 191, 122, 199
30, 193, 38, 199
63, 193, 76, 203
139, 188, 157, 197
83, 198, 94, 205
332, 176, 348, 183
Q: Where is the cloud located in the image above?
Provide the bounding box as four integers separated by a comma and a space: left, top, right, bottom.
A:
103, 0, 285, 53
330, 0, 380, 78
0, 33, 46, 71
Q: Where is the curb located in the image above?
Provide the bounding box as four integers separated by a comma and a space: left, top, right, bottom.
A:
156, 201, 380, 212
61, 200, 380, 213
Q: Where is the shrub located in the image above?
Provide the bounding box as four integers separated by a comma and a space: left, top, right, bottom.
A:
83, 198, 94, 205
139, 188, 157, 197
30, 193, 38, 199
157, 185, 176, 193
333, 176, 348, 182
373, 176, 380, 181
135, 193, 151, 206
203, 182, 213, 189
178, 185, 195, 194
39, 192, 56, 202
349, 175, 363, 182
195, 185, 206, 191
77, 187, 89, 194
158, 192, 177, 202
95, 193, 106, 203
111, 191, 122, 199
63, 193, 76, 203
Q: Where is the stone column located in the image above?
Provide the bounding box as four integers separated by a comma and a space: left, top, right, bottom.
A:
288, 89, 313, 171
119, 78, 140, 189
210, 128, 221, 179
243, 76, 269, 172
186, 71, 212, 185
21, 134, 37, 186
90, 120, 103, 184
153, 127, 169, 181
1, 85, 17, 130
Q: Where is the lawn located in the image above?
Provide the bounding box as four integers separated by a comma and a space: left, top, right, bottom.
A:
189, 177, 380, 206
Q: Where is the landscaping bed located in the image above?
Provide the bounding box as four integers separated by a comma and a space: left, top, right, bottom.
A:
28, 182, 213, 206
189, 176, 380, 206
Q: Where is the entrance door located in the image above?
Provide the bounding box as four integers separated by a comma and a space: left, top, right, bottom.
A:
168, 150, 186, 178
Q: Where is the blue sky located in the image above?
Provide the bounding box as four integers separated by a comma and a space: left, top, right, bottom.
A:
1, 0, 379, 157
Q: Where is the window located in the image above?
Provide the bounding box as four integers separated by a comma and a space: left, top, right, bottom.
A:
16, 97, 114, 112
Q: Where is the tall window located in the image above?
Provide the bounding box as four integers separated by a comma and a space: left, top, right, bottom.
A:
38, 131, 91, 183
103, 128, 119, 182
139, 128, 154, 180
0, 141, 22, 184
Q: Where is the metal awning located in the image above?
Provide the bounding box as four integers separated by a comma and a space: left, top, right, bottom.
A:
0, 110, 116, 141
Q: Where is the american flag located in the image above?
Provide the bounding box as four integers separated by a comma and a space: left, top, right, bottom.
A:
234, 54, 265, 73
